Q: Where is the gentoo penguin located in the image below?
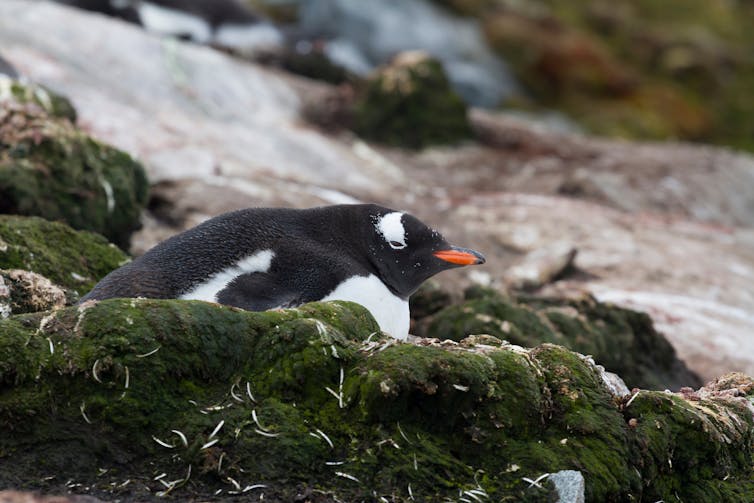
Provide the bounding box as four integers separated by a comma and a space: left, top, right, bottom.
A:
54, 0, 283, 54
136, 0, 283, 52
82, 204, 485, 340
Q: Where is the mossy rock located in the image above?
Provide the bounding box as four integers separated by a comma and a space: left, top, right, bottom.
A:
2, 298, 752, 501
0, 97, 149, 249
353, 51, 472, 149
0, 75, 76, 122
408, 279, 453, 320
624, 373, 754, 501
416, 289, 700, 390
0, 215, 129, 296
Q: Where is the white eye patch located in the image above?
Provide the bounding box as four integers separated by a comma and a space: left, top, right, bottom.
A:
375, 212, 407, 249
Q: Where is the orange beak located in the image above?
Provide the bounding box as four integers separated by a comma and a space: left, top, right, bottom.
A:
433, 247, 486, 266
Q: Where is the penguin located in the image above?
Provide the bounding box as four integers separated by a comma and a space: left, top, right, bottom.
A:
82, 204, 485, 340
55, 0, 141, 24
54, 0, 283, 54
136, 0, 283, 52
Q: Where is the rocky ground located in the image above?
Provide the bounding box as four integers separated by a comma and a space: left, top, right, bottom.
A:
1, 1, 754, 501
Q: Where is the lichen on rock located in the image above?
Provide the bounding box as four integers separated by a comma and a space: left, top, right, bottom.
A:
0, 93, 148, 249
0, 269, 67, 318
0, 215, 128, 296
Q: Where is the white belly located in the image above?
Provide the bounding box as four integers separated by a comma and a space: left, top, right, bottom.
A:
321, 275, 410, 341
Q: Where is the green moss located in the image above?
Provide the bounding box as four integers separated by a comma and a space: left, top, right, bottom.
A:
625, 389, 754, 502
409, 280, 453, 320
0, 99, 149, 249
354, 52, 472, 149
419, 290, 700, 390
0, 299, 751, 501
418, 295, 555, 345
0, 215, 128, 296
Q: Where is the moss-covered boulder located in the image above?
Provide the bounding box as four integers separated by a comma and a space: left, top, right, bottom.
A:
0, 75, 76, 122
0, 215, 128, 296
408, 279, 454, 321
625, 373, 754, 502
354, 51, 472, 148
416, 288, 700, 391
0, 95, 149, 249
1, 298, 752, 501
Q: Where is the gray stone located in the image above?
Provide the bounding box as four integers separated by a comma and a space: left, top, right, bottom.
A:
550, 470, 585, 503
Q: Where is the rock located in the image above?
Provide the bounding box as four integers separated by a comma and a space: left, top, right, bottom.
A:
0, 215, 128, 296
624, 373, 754, 502
1, 298, 752, 501
0, 75, 76, 122
0, 55, 18, 78
294, 0, 517, 107
408, 279, 453, 320
0, 491, 104, 503
0, 97, 148, 249
549, 470, 585, 503
416, 288, 701, 390
0, 269, 67, 318
503, 242, 578, 291
0, 0, 401, 199
354, 51, 472, 148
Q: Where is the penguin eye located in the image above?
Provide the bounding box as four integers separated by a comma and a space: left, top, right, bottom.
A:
389, 241, 407, 250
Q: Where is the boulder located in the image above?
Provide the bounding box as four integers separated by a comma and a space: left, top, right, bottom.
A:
354, 51, 472, 148
415, 288, 701, 390
1, 298, 752, 501
0, 75, 76, 122
408, 279, 453, 321
0, 94, 148, 249
0, 215, 128, 297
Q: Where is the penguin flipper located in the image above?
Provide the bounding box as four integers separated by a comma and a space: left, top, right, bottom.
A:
216, 272, 300, 311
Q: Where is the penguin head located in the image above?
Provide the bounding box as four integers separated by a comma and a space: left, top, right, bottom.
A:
366, 207, 485, 298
